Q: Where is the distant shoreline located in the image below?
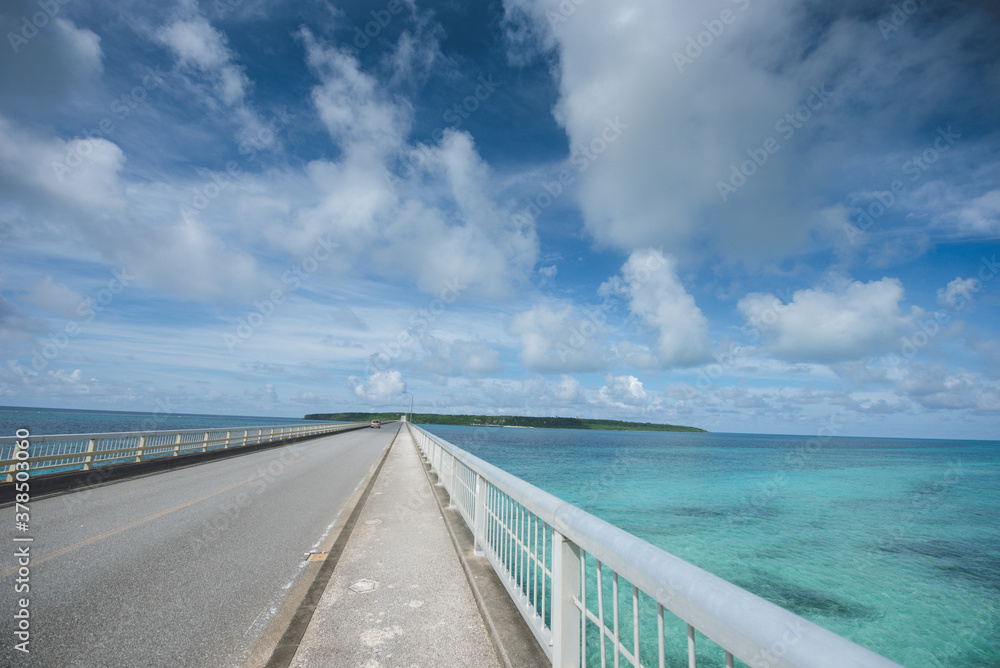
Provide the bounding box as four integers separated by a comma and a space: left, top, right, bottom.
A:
303, 412, 707, 433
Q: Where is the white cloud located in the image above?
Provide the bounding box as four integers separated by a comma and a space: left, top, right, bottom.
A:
451, 340, 502, 376
24, 276, 85, 319
157, 16, 250, 107
601, 248, 711, 368
0, 116, 128, 219
739, 277, 915, 363
0, 108, 264, 303
280, 31, 538, 299
157, 19, 231, 71
938, 277, 979, 309
349, 370, 405, 404
955, 189, 1000, 236
508, 302, 607, 373
501, 0, 1000, 262
554, 374, 581, 402
897, 365, 983, 411
155, 9, 267, 146
301, 27, 410, 155
597, 374, 648, 409
0, 5, 102, 109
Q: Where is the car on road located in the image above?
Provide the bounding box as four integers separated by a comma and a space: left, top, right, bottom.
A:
370, 420, 381, 428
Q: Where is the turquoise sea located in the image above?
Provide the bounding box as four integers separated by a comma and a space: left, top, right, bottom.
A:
421, 424, 1000, 668
3, 407, 997, 666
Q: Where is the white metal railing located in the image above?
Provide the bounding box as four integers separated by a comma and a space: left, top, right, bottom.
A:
407, 423, 906, 668
0, 421, 369, 482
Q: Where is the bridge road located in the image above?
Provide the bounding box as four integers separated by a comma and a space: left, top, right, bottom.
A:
1, 424, 397, 668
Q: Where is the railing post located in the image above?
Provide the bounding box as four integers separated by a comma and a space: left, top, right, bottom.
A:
473, 473, 486, 557
136, 435, 146, 462
225, 430, 231, 449
551, 530, 582, 668
449, 452, 458, 507
83, 437, 97, 470
173, 433, 182, 456
202, 431, 209, 453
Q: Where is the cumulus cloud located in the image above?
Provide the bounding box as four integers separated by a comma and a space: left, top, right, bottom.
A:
601, 248, 711, 368
0, 3, 102, 109
598, 374, 648, 409
937, 277, 979, 309
897, 365, 982, 411
3, 13, 536, 306
0, 116, 128, 221
955, 190, 1000, 236
451, 340, 502, 376
501, 0, 1000, 260
406, 332, 502, 377
349, 370, 405, 404
508, 302, 607, 373
0, 83, 262, 303
739, 277, 915, 362
24, 276, 85, 318
278, 30, 538, 299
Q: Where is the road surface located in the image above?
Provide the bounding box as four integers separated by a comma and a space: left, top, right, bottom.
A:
1, 424, 396, 668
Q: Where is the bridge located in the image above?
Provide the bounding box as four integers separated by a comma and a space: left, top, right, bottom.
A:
0, 420, 906, 667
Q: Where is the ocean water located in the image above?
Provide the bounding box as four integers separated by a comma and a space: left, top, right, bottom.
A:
0, 405, 336, 437
421, 424, 1000, 668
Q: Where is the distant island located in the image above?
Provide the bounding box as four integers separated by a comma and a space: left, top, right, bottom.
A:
303, 412, 706, 433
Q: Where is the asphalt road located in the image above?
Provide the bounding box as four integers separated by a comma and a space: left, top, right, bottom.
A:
1, 424, 397, 668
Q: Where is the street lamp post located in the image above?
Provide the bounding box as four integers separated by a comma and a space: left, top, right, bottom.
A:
402, 391, 413, 423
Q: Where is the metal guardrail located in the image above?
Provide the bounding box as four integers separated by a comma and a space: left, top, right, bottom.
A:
0, 421, 369, 482
407, 423, 906, 668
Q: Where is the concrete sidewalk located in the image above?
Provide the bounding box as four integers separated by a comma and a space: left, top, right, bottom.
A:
289, 427, 501, 668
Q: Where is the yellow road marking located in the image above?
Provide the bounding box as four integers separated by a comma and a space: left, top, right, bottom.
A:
1, 456, 308, 578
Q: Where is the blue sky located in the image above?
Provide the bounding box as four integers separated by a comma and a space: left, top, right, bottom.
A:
1, 0, 998, 439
